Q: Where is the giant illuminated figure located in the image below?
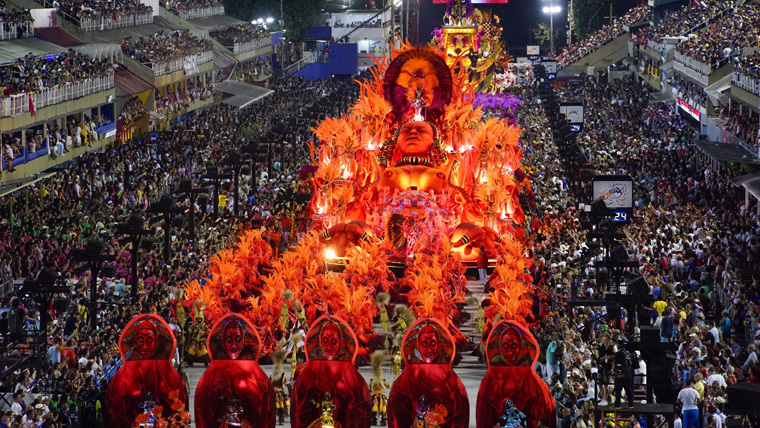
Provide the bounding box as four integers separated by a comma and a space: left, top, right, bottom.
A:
307, 45, 527, 263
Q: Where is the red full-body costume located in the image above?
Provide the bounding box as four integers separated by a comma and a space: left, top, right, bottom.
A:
104, 314, 189, 428
476, 320, 555, 428
387, 318, 469, 428
194, 314, 276, 428
290, 315, 372, 428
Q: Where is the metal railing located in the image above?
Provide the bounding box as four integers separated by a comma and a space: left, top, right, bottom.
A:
149, 51, 213, 77
175, 5, 224, 20
733, 70, 760, 96
0, 22, 34, 40
0, 279, 14, 298
78, 12, 153, 32
0, 71, 114, 118
233, 37, 272, 55
674, 51, 729, 77
283, 55, 314, 76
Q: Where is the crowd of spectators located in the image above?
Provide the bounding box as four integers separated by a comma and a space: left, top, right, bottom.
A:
0, 51, 113, 99
672, 1, 760, 71
558, 5, 649, 67
212, 23, 269, 47
518, 75, 760, 427
0, 75, 359, 426
154, 78, 214, 117
121, 30, 213, 67
235, 57, 273, 83
2, 115, 105, 171
118, 96, 146, 126
671, 73, 707, 109
161, 0, 222, 12
718, 105, 760, 150
0, 2, 33, 38
636, 0, 734, 49
49, 0, 152, 23
733, 51, 760, 95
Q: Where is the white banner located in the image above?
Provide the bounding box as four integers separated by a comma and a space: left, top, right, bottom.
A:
183, 55, 199, 75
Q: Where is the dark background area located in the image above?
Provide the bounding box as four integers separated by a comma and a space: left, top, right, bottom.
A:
418, 0, 637, 57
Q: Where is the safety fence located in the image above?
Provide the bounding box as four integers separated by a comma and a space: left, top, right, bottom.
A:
674, 51, 728, 76
149, 51, 212, 76
233, 37, 272, 55
0, 22, 34, 40
733, 70, 760, 96
0, 72, 114, 118
79, 12, 153, 32
175, 5, 224, 20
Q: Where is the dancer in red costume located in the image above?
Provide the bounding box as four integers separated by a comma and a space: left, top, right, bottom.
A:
387, 318, 469, 428
104, 314, 188, 428
476, 320, 555, 428
194, 314, 276, 428
290, 315, 371, 428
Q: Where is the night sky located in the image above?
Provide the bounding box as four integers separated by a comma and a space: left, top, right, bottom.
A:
417, 0, 635, 57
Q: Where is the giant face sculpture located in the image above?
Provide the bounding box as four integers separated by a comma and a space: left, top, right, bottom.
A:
396, 121, 434, 157
418, 325, 439, 363
499, 327, 521, 366
224, 320, 244, 360
320, 322, 342, 361
136, 321, 158, 360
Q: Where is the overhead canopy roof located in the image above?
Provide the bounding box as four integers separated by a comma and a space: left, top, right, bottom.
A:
0, 38, 60, 64
216, 80, 274, 108
695, 140, 760, 165
730, 172, 760, 187
114, 65, 154, 94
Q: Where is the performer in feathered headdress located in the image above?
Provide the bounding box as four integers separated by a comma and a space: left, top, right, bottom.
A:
369, 351, 391, 426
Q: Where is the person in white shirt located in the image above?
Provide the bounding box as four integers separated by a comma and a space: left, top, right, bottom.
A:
677, 380, 700, 428
10, 391, 24, 415
705, 368, 727, 389
673, 415, 682, 428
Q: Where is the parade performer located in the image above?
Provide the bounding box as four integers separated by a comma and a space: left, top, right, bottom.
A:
369, 351, 391, 425
105, 314, 188, 428
194, 314, 275, 428
185, 312, 210, 367
290, 315, 371, 428
272, 348, 291, 425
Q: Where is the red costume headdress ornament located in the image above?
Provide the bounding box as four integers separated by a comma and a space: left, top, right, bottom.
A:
383, 48, 453, 125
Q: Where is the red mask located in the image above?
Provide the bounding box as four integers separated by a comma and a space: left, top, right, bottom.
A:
500, 328, 521, 366
224, 321, 244, 359
320, 322, 342, 360
418, 325, 439, 363
136, 321, 157, 360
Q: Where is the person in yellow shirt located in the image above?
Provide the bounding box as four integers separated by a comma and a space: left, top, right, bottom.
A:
653, 300, 667, 317
693, 372, 705, 399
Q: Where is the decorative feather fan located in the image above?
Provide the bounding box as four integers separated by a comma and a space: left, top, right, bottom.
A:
383, 48, 453, 124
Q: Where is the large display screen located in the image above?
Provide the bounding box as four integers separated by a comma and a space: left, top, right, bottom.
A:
592, 175, 633, 223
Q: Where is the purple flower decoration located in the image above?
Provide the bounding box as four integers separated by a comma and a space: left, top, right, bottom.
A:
473, 93, 522, 123
431, 28, 443, 44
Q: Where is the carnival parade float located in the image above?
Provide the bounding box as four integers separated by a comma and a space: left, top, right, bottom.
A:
105, 2, 554, 426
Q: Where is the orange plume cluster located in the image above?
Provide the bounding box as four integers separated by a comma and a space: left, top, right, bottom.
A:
183, 229, 274, 322
401, 238, 467, 330
484, 234, 535, 326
